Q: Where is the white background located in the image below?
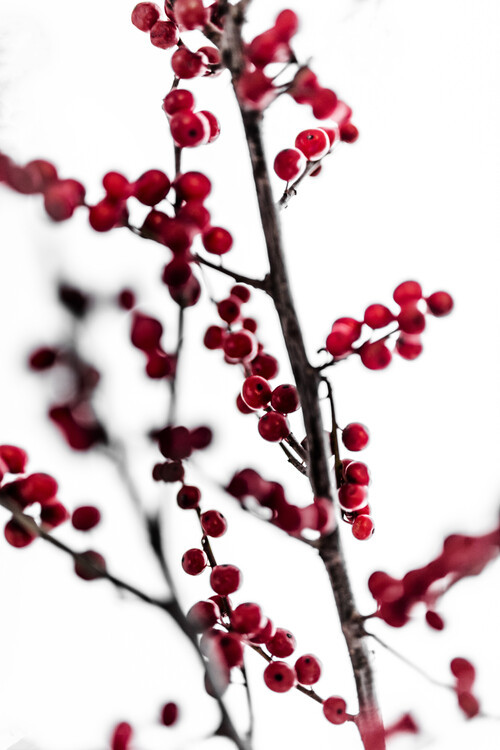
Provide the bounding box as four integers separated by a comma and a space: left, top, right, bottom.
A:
0, 0, 499, 749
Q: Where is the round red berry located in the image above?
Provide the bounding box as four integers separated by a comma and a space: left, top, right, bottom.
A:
426, 291, 453, 317
231, 602, 264, 636
241, 376, 272, 409
359, 340, 392, 370
395, 334, 423, 360
176, 484, 201, 510
223, 331, 257, 362
273, 148, 306, 181
131, 2, 160, 31
74, 550, 106, 581
364, 304, 394, 329
397, 304, 426, 334
202, 226, 233, 255
210, 564, 242, 595
393, 280, 422, 306
217, 296, 241, 324
323, 696, 348, 724
150, 20, 179, 48
342, 423, 369, 451
4, 519, 36, 548
160, 701, 179, 726
134, 169, 170, 206
181, 548, 207, 575
266, 627, 296, 657
170, 111, 210, 148
186, 600, 220, 631
163, 89, 195, 116
352, 514, 374, 540
251, 352, 279, 379
72, 505, 101, 531
171, 47, 206, 78
200, 509, 227, 537
270, 384, 299, 414
258, 412, 290, 442
294, 128, 330, 161
295, 654, 322, 685
174, 171, 211, 201
263, 661, 296, 693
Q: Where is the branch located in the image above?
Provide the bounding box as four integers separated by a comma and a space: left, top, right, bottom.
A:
194, 253, 270, 292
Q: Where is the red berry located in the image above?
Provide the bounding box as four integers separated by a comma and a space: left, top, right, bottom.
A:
150, 21, 179, 48
162, 258, 192, 288
311, 88, 338, 119
326, 325, 354, 357
275, 9, 299, 41
200, 509, 227, 537
395, 334, 423, 360
43, 179, 85, 221
295, 654, 322, 685
258, 412, 290, 442
236, 393, 254, 414
217, 296, 241, 323
131, 2, 160, 31
270, 384, 299, 414
344, 461, 370, 485
457, 691, 480, 718
266, 628, 296, 657
74, 550, 106, 581
168, 275, 201, 308
117, 289, 135, 310
397, 304, 426, 334
131, 312, 163, 351
176, 484, 201, 510
339, 122, 359, 143
210, 564, 241, 595
251, 352, 279, 379
189, 426, 212, 450
273, 148, 307, 181
4, 519, 36, 548
103, 172, 130, 201
170, 110, 210, 147
393, 280, 422, 306
88, 199, 124, 232
219, 632, 244, 668
198, 46, 221, 66
163, 89, 195, 116
426, 291, 454, 317
175, 0, 209, 30
204, 325, 225, 350
359, 340, 392, 370
177, 200, 210, 231
242, 317, 257, 333
174, 171, 211, 201
29, 346, 58, 370
186, 600, 220, 631
450, 658, 476, 689
334, 317, 363, 343
134, 169, 170, 206
342, 423, 369, 451
111, 721, 133, 750
17, 473, 58, 505
241, 376, 272, 409
263, 661, 296, 693
425, 610, 445, 630
223, 331, 257, 362
171, 47, 206, 78
0, 445, 28, 473
158, 426, 192, 460
248, 617, 275, 644
323, 696, 348, 724
160, 701, 179, 726
338, 483, 367, 512
72, 505, 101, 531
364, 304, 394, 329
231, 602, 264, 636
352, 514, 374, 540
294, 128, 329, 161
202, 226, 233, 255
198, 110, 220, 142
24, 159, 58, 190
181, 548, 207, 575
230, 284, 251, 303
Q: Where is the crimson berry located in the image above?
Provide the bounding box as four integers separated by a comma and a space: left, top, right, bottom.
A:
397, 304, 426, 334
182, 548, 207, 575
168, 275, 201, 308
335, 317, 363, 343
146, 350, 174, 378
230, 284, 251, 303
289, 67, 319, 104
171, 47, 206, 78
74, 550, 106, 581
17, 473, 58, 505
364, 303, 394, 329
338, 483, 367, 512
312, 88, 338, 119
200, 509, 227, 538
393, 280, 422, 306
323, 696, 348, 724
360, 340, 392, 370
368, 571, 404, 602
249, 617, 275, 644
199, 46, 221, 65
43, 179, 85, 221
162, 258, 192, 288
162, 89, 195, 116
342, 423, 369, 451
103, 172, 130, 202
273, 148, 307, 181
204, 325, 225, 350
339, 122, 359, 143
40, 500, 69, 529
177, 200, 210, 231
72, 505, 101, 531
4, 519, 36, 548
134, 169, 170, 206
177, 484, 201, 510
258, 412, 290, 442
294, 128, 330, 161
395, 334, 423, 360
24, 159, 58, 190
270, 384, 299, 414
457, 692, 480, 719
266, 628, 296, 657
29, 346, 58, 370
237, 69, 276, 109
326, 324, 354, 357
187, 600, 220, 631
89, 199, 124, 232
344, 461, 370, 485
216, 632, 244, 668
150, 21, 179, 48
247, 30, 288, 68
175, 0, 209, 30
236, 393, 254, 414
231, 602, 264, 636
170, 110, 210, 147
131, 2, 160, 31
352, 514, 374, 540
217, 296, 241, 323
223, 331, 257, 362
241, 376, 272, 409
190, 426, 212, 449
198, 110, 220, 141
450, 658, 476, 689
210, 564, 241, 595
251, 352, 279, 379
425, 610, 445, 630
295, 654, 322, 685
263, 661, 296, 693
155, 460, 185, 483
275, 9, 299, 40
202, 226, 233, 255
117, 289, 135, 310
0, 445, 28, 473
426, 290, 453, 316
242, 317, 257, 333
111, 722, 133, 750
160, 701, 179, 726
159, 426, 192, 460
174, 171, 211, 201
131, 313, 163, 351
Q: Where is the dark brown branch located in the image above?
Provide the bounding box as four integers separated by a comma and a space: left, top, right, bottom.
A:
194, 253, 270, 292
223, 7, 385, 747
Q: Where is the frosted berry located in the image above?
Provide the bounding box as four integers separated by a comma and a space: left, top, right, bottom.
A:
352, 514, 374, 540
258, 412, 290, 442
274, 148, 306, 181
393, 280, 422, 306
263, 661, 296, 693
323, 696, 348, 724
150, 21, 179, 48
72, 505, 101, 531
181, 548, 207, 575
342, 423, 369, 451
294, 128, 329, 161
134, 170, 170, 206
200, 509, 227, 537
210, 564, 241, 595
295, 654, 322, 685
426, 291, 454, 317
131, 3, 160, 31
270, 384, 299, 414
202, 226, 233, 255
266, 628, 296, 657
241, 376, 272, 409
160, 702, 179, 726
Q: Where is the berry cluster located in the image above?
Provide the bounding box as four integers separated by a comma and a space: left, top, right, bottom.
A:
163, 87, 220, 148
0, 446, 68, 546
368, 522, 500, 627
130, 311, 176, 379
226, 468, 335, 537
152, 424, 212, 484
325, 281, 454, 369
450, 658, 480, 719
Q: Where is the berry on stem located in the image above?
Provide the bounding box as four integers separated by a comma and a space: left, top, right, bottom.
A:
295, 654, 322, 685
210, 564, 242, 595
258, 412, 290, 442
295, 128, 330, 161
263, 661, 296, 693
323, 696, 348, 724
342, 423, 369, 451
181, 548, 207, 575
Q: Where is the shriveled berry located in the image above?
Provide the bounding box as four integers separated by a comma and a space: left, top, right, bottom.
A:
294, 128, 329, 161
323, 696, 348, 724
258, 412, 290, 442
273, 148, 306, 181
426, 291, 453, 317
270, 384, 299, 414
342, 423, 369, 451
160, 702, 179, 726
266, 628, 296, 657
295, 654, 322, 685
210, 564, 241, 595
263, 661, 296, 693
181, 548, 207, 575
201, 510, 227, 537
72, 505, 101, 531
241, 376, 272, 409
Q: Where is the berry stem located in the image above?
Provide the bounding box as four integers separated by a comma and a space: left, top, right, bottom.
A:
321, 375, 343, 487
167, 304, 185, 426
194, 253, 270, 291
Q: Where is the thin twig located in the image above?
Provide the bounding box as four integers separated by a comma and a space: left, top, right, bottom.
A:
194, 253, 270, 292
168, 304, 185, 426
